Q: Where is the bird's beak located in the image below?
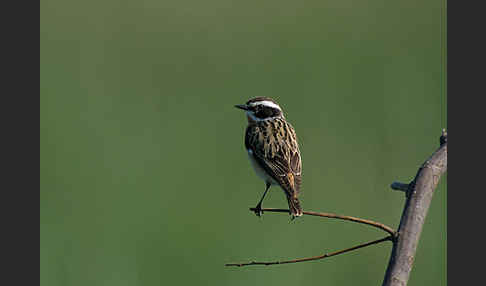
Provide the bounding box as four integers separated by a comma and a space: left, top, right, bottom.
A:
234, 104, 249, 111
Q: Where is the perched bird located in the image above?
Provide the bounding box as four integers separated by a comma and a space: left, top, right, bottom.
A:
235, 97, 303, 218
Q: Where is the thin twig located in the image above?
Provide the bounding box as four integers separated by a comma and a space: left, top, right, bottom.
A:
249, 208, 396, 237
390, 182, 409, 193
225, 235, 393, 267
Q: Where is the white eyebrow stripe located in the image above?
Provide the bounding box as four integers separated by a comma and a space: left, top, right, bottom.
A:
246, 111, 280, 121
249, 100, 282, 111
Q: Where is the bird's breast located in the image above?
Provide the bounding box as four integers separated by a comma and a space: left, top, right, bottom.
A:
247, 149, 278, 185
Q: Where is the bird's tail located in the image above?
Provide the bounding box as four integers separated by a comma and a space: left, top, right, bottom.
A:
287, 195, 303, 218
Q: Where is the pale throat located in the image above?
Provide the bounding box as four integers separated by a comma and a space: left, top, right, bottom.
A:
246, 113, 256, 124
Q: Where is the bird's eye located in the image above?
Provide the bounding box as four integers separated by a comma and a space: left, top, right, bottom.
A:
255, 107, 275, 119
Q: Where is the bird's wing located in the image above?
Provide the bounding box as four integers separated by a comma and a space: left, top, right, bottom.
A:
245, 120, 302, 196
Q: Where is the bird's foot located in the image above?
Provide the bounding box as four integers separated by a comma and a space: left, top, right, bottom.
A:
253, 203, 264, 217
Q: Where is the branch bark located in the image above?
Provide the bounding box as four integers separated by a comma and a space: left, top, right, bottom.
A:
382, 130, 447, 286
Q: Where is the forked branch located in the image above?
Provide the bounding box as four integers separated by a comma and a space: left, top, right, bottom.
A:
225, 208, 396, 267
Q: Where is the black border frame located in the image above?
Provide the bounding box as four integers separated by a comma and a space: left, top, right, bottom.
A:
448, 0, 484, 285
3, 1, 40, 285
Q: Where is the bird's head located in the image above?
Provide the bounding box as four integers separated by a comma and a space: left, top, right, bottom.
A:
235, 97, 284, 123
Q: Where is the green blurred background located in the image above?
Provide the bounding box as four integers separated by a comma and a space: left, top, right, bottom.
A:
41, 0, 447, 285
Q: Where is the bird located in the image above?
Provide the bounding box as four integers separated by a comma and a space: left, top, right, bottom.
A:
235, 97, 303, 219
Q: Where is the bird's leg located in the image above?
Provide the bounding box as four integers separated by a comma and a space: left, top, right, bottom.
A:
254, 182, 271, 217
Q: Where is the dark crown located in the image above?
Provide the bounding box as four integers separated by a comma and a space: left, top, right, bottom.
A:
246, 96, 278, 105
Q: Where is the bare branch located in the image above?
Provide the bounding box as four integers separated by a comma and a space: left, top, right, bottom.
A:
226, 236, 393, 267
225, 208, 396, 267
382, 130, 447, 286
249, 208, 396, 237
